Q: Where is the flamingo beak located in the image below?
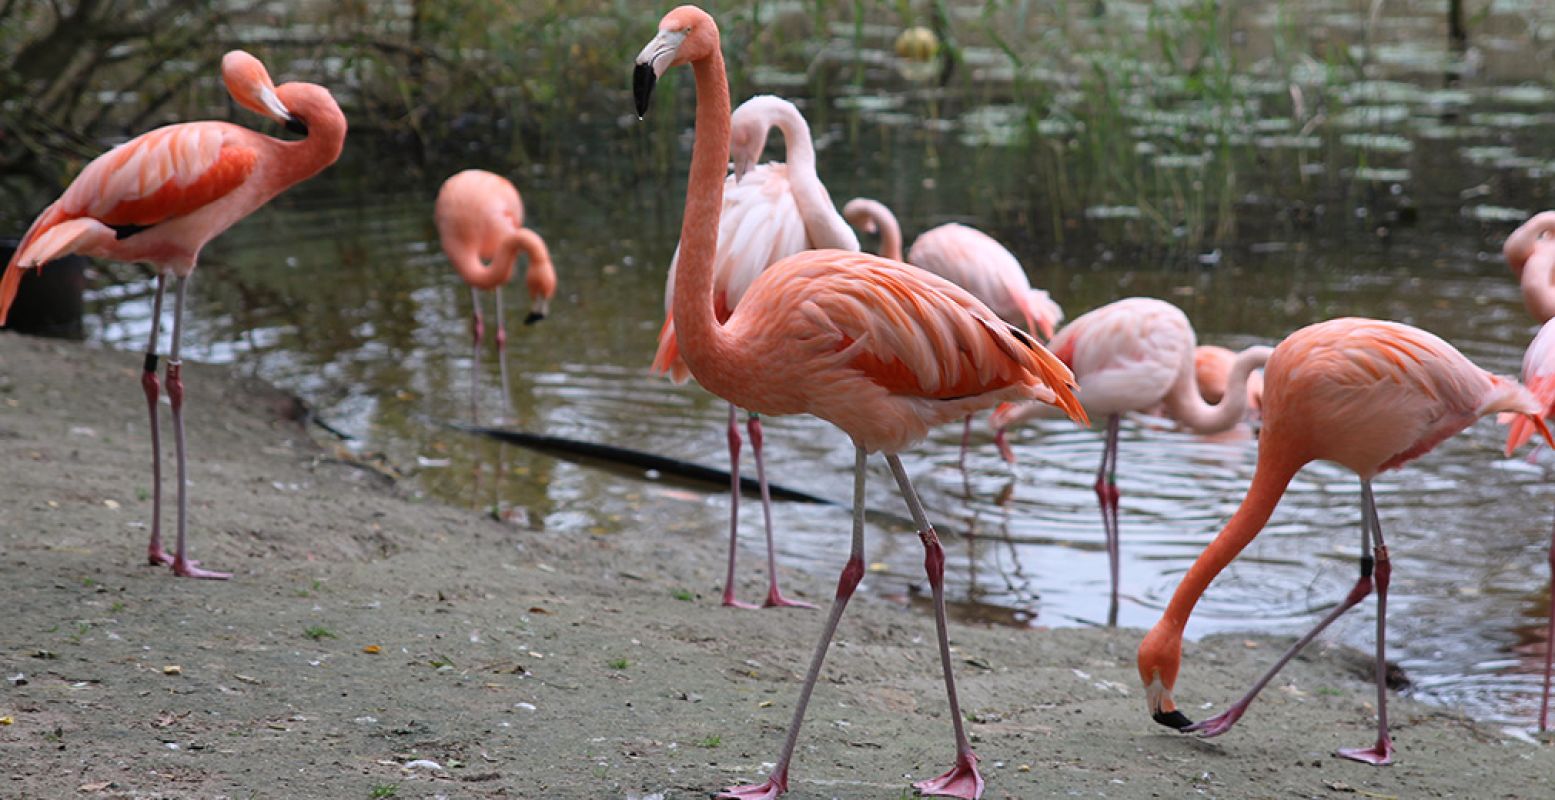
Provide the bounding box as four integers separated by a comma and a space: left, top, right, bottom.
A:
285, 114, 308, 136
632, 63, 656, 118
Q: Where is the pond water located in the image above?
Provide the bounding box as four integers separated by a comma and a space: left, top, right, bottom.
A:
11, 0, 1555, 737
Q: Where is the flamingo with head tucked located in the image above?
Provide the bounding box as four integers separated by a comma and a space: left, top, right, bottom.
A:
842, 197, 1062, 462
0, 51, 346, 579
1138, 317, 1552, 764
654, 94, 858, 610
434, 168, 555, 420
1501, 210, 1555, 731
990, 297, 1270, 624
633, 6, 1084, 797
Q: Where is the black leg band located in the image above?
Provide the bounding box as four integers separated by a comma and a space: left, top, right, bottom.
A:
143, 353, 159, 373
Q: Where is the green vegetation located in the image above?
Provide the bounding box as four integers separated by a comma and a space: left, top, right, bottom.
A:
303, 625, 336, 641
368, 784, 399, 799
608, 657, 630, 670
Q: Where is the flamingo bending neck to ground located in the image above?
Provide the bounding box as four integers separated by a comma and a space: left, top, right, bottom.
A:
654, 93, 858, 610
0, 51, 346, 579
991, 297, 1270, 624
634, 6, 1084, 798
1502, 210, 1555, 731
842, 197, 1063, 462
1138, 317, 1552, 764
434, 169, 555, 421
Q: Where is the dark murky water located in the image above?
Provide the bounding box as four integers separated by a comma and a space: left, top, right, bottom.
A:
14, 0, 1555, 735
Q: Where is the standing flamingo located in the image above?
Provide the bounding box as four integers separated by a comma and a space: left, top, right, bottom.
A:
433, 169, 555, 421
633, 7, 1084, 798
989, 298, 1271, 624
842, 197, 1063, 461
0, 51, 345, 579
654, 94, 859, 610
1137, 317, 1553, 764
1501, 211, 1555, 731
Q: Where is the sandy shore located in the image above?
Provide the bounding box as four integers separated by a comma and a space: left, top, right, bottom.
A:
2, 331, 1552, 799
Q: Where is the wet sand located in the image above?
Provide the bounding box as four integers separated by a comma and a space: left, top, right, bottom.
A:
2, 331, 1552, 799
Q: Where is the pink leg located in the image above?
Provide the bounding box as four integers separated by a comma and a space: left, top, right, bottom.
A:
493, 285, 514, 421
166, 278, 229, 580
885, 454, 983, 799
958, 415, 971, 470
470, 286, 484, 422
994, 427, 1016, 465
722, 405, 757, 609
1542, 517, 1555, 733
142, 276, 171, 566
1093, 415, 1122, 627
748, 414, 813, 609
718, 448, 870, 799
1337, 480, 1395, 764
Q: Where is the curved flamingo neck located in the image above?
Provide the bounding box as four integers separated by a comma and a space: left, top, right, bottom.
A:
671, 43, 743, 389
449, 236, 518, 292
761, 103, 855, 250
844, 199, 903, 261
514, 228, 555, 298
1157, 446, 1303, 636
269, 94, 346, 191
1164, 346, 1272, 434
1519, 245, 1555, 323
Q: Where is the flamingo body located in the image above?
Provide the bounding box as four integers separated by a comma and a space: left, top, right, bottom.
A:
908, 223, 1062, 339
1138, 316, 1552, 763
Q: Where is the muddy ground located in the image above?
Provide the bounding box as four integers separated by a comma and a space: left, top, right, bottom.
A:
2, 331, 1552, 799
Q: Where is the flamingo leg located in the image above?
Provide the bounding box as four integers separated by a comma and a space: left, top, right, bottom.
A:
493, 285, 513, 420
958, 414, 972, 470
142, 275, 171, 566
1338, 479, 1395, 764
1542, 513, 1555, 733
1094, 414, 1122, 627
722, 404, 757, 609
886, 454, 984, 799
166, 276, 229, 580
748, 413, 813, 609
469, 286, 484, 422
1185, 479, 1379, 739
718, 447, 869, 800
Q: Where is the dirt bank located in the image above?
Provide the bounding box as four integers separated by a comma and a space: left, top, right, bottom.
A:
2, 332, 1552, 799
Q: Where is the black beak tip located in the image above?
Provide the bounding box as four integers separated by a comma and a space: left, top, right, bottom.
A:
524, 312, 546, 326
633, 63, 656, 118
1153, 710, 1194, 730
285, 116, 308, 136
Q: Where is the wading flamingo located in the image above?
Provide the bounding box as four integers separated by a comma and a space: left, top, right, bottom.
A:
433, 169, 555, 421
1501, 210, 1555, 731
990, 298, 1271, 625
0, 51, 345, 579
633, 7, 1084, 798
1138, 317, 1553, 764
655, 94, 859, 610
842, 197, 1063, 461
1194, 344, 1265, 420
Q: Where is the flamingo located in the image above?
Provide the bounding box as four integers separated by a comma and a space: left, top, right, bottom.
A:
1137, 317, 1553, 764
842, 197, 1063, 461
0, 51, 345, 579
989, 297, 1271, 625
433, 169, 555, 420
1194, 344, 1265, 419
654, 94, 859, 610
1501, 211, 1555, 731
633, 6, 1085, 798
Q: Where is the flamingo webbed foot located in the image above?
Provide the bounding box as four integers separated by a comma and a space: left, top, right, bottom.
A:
912, 750, 983, 799
717, 775, 786, 799
172, 558, 231, 580
1182, 705, 1245, 738
1336, 738, 1394, 766
762, 589, 816, 609
721, 593, 761, 610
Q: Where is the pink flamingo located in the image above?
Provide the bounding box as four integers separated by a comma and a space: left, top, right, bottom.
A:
989, 297, 1271, 625
0, 51, 346, 579
655, 94, 858, 610
1194, 345, 1264, 418
842, 197, 1063, 460
1501, 211, 1555, 731
633, 7, 1085, 798
1137, 317, 1553, 764
433, 169, 556, 420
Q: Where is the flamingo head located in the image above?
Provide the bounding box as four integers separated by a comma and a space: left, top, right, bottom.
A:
223, 51, 308, 135
729, 119, 759, 180
517, 229, 556, 325
634, 5, 718, 118
842, 198, 883, 236
1504, 211, 1555, 277
1137, 622, 1191, 729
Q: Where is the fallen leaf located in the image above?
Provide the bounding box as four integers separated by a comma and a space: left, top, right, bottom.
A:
0, 716, 12, 725
77, 781, 112, 792
362, 645, 381, 654
103, 499, 120, 510
162, 665, 182, 676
